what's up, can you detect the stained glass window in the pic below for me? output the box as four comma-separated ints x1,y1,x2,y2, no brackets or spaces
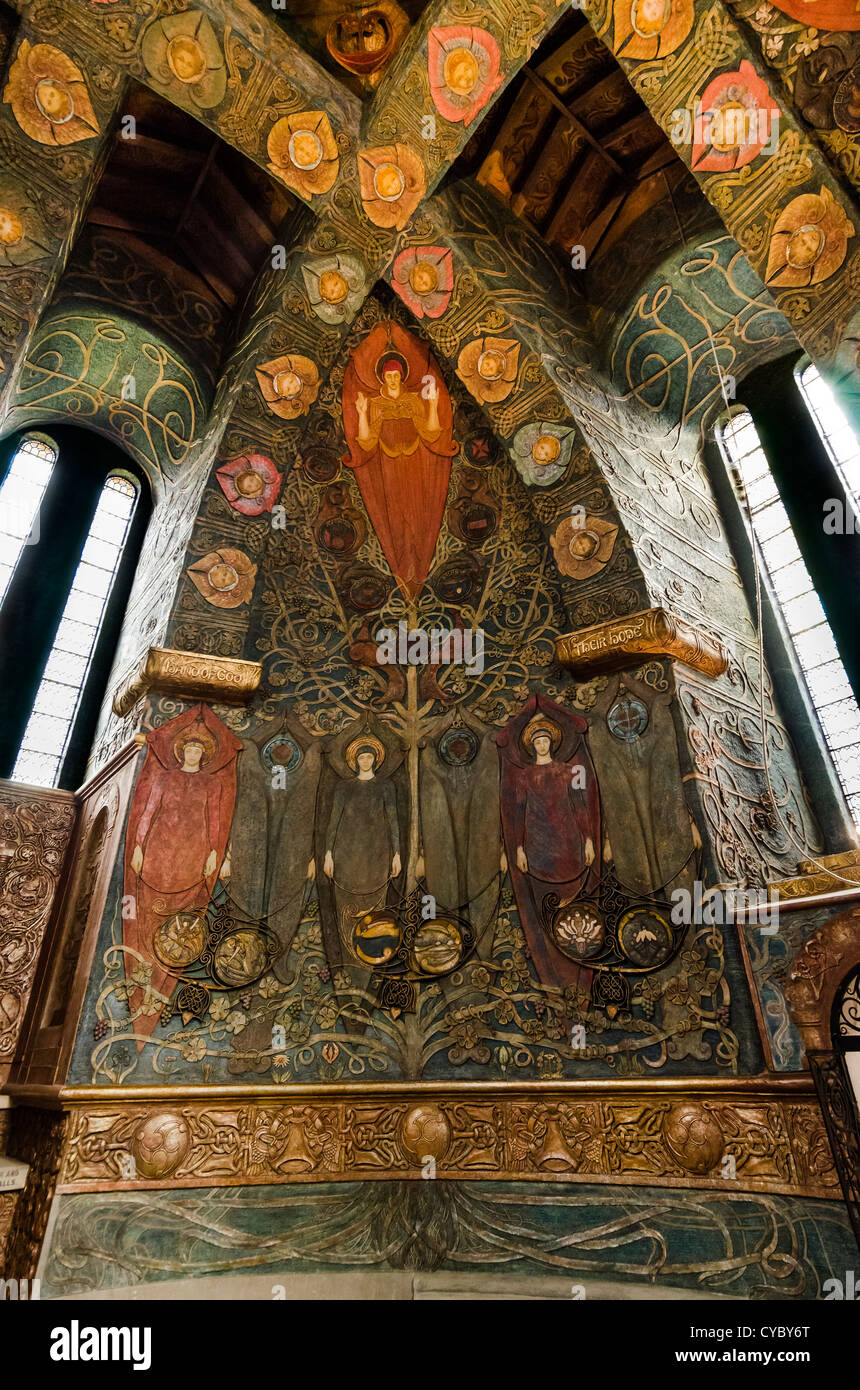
718,408,860,824
12,475,138,788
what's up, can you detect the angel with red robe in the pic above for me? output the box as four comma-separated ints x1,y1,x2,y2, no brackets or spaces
123,704,242,1041
342,321,457,600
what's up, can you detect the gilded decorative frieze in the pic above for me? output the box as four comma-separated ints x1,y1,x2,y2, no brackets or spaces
54,1083,839,1200
555,607,729,678
772,850,860,900
111,647,262,718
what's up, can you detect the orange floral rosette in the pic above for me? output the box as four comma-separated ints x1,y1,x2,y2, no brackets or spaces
612,0,694,61
550,514,619,579
358,142,425,230
267,111,339,199
187,548,257,608
765,186,854,289
255,354,320,419
456,336,520,403
3,40,99,145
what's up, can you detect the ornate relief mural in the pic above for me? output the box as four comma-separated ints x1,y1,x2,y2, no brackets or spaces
0,0,857,1294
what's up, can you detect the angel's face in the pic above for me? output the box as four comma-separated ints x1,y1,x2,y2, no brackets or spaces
383,368,403,397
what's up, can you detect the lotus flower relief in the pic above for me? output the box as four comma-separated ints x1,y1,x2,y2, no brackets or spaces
765,186,854,289
216,454,283,516
692,62,780,172
612,0,694,61
428,25,503,126
358,143,425,230
255,355,320,420
187,548,257,608
3,41,99,145
140,11,227,111
391,246,453,319
267,112,339,199
302,252,366,324
512,422,576,487
456,336,520,403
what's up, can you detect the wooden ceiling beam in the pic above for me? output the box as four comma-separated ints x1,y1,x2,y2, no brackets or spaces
521,67,625,178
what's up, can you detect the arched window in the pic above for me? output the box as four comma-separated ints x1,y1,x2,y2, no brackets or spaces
0,428,150,791
12,474,138,788
0,434,57,606
717,406,860,823
796,359,860,516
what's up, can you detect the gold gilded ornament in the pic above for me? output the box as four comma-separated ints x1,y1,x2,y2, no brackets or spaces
358,143,425,230
550,513,618,579
140,11,227,111
255,354,320,419
765,187,854,289
267,112,339,198
456,336,520,403
3,41,99,145
187,548,257,608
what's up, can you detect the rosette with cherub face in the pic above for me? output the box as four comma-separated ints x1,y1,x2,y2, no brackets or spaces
302,253,367,324
358,143,425,230
456,336,520,403
391,246,453,319
255,354,320,420
765,186,854,289
4,40,100,145
428,25,503,126
267,111,339,199
216,454,282,516
187,547,257,607
512,422,577,487
550,513,619,579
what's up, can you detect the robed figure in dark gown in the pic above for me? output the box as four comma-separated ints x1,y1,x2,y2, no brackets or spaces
497,695,601,994
314,720,407,990
342,320,457,599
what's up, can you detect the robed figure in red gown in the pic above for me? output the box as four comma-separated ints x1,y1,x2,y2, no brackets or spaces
342,321,457,599
498,695,601,995
123,704,242,1040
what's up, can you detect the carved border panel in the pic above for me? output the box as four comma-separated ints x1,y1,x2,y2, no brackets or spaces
55,1086,840,1200
0,785,75,1081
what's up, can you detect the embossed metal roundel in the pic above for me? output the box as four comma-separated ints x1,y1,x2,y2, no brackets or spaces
261,733,303,775
607,695,649,742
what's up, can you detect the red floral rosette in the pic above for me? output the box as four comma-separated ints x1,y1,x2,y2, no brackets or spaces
692,61,781,172
391,245,453,319
216,453,282,516
428,25,503,126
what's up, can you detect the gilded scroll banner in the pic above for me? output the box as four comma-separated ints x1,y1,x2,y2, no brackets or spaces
111,648,262,718
55,1088,838,1199
555,608,729,679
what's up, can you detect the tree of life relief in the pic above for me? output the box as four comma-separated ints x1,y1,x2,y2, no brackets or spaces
78,320,742,1087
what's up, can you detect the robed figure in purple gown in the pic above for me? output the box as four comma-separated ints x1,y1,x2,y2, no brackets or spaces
497,695,601,994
